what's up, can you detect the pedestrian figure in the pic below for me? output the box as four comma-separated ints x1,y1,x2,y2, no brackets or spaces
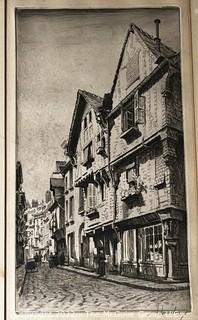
38,251,42,267
53,253,58,267
34,252,39,268
97,248,106,277
48,252,54,268
59,252,65,266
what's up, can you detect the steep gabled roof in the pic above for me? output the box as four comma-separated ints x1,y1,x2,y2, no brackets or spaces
80,90,103,111
67,89,103,156
132,23,176,59
111,22,177,96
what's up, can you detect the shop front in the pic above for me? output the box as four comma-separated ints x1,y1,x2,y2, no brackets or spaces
120,224,164,279
117,210,188,281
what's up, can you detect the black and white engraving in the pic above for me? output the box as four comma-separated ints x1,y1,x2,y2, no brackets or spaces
16,8,191,313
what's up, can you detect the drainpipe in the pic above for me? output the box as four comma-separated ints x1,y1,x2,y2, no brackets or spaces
107,116,121,250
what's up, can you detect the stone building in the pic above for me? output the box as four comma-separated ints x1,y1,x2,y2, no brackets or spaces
25,206,37,259
25,200,55,260
49,161,66,263
16,161,27,266
63,21,188,281
105,21,188,281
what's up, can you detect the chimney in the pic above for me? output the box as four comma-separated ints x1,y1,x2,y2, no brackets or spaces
154,19,161,52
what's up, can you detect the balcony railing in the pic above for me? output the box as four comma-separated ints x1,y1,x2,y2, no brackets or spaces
86,208,99,220
121,186,141,202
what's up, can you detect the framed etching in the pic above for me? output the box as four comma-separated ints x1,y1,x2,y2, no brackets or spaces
4,0,198,320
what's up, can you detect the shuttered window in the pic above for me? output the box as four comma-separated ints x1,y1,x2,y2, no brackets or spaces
79,188,84,212
135,95,146,124
121,93,146,132
87,184,97,208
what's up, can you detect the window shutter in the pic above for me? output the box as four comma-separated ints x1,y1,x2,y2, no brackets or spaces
121,107,125,132
84,146,88,163
136,95,146,124
134,91,139,124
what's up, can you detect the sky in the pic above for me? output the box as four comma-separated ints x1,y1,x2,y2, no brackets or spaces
16,8,180,203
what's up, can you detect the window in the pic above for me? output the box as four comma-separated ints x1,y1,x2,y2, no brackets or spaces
84,117,87,129
135,95,146,125
69,196,74,219
121,93,145,132
83,142,94,166
87,184,97,208
97,133,100,142
65,176,68,190
122,102,134,132
69,167,73,189
123,229,136,261
79,188,84,212
89,111,92,123
101,182,107,201
143,224,163,262
126,159,139,187
126,49,140,88
68,232,75,258
65,200,68,222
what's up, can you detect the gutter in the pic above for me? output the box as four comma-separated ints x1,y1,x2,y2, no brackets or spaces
107,116,120,242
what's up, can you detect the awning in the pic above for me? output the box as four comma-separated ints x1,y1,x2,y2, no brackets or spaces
85,219,114,234
48,201,58,213
50,172,64,190
115,212,160,230
75,169,94,187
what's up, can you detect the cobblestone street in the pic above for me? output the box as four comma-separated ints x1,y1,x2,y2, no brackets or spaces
17,264,191,313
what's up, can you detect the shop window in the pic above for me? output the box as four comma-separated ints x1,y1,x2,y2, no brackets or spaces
123,229,136,261
144,224,163,262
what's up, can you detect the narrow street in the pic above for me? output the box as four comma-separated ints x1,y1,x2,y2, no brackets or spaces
17,263,191,313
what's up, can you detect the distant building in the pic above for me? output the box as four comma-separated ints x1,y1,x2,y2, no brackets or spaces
45,190,52,203
25,207,37,259
16,161,27,266
25,201,55,260
49,161,66,263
